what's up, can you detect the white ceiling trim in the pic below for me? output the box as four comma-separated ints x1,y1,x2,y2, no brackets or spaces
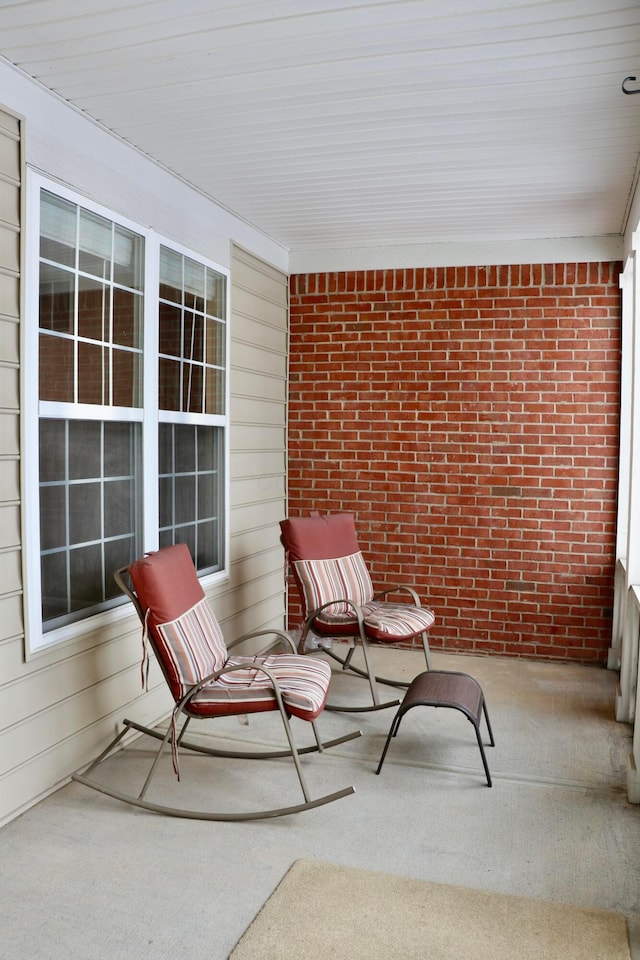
1,0,639,267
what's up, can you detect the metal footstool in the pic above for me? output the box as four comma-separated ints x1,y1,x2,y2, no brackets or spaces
375,670,495,786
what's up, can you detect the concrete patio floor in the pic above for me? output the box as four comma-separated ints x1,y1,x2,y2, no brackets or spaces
1,645,638,959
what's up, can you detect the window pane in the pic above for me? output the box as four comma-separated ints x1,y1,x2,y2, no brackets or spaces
205,318,225,366
159,529,173,549
198,473,214,518
104,420,134,474
183,310,203,362
69,545,103,611
39,419,66,482
184,257,205,311
79,208,112,279
112,348,142,408
176,525,196,558
175,475,196,524
159,357,181,410
104,479,135,537
40,485,66,551
69,420,101,480
205,368,225,415
78,276,108,341
158,423,223,574
175,424,195,471
183,363,203,413
78,341,106,404
40,264,74,333
113,226,144,290
39,192,144,415
40,192,76,267
159,302,181,356
159,476,173,527
104,538,137,599
159,246,226,418
69,482,102,543
39,334,74,402
205,271,226,317
41,552,69,621
197,424,214,470
196,521,216,569
38,416,141,630
159,423,173,473
113,288,142,348
159,246,182,303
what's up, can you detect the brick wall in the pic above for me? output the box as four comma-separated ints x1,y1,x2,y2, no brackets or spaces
287,263,622,663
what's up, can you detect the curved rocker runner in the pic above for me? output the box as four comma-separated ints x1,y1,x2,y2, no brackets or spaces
73,543,360,821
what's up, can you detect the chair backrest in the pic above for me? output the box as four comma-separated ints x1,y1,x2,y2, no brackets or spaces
127,543,227,702
280,513,374,617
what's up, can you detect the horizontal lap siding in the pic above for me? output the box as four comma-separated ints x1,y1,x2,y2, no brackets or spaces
0,108,171,828
0,96,290,825
0,106,31,823
288,264,622,664
226,246,288,642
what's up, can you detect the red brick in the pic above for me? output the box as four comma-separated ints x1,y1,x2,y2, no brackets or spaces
287,260,622,664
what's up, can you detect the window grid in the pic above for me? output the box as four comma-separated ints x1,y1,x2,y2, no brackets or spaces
158,423,223,574
39,190,144,410
29,178,229,645
158,246,226,416
39,419,140,628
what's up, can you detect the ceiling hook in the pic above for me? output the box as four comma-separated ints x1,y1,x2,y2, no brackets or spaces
622,75,640,94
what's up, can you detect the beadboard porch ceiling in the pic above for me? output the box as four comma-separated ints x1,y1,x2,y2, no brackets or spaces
2,0,640,258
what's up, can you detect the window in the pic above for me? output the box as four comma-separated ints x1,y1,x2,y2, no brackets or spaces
24,177,229,653
157,248,226,570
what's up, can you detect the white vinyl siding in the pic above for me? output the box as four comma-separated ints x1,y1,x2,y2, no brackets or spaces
0,106,22,664
226,246,288,640
0,83,289,825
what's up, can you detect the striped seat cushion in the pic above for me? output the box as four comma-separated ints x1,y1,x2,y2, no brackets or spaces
313,599,435,643
156,599,330,720
186,654,331,721
293,552,374,616
361,601,436,641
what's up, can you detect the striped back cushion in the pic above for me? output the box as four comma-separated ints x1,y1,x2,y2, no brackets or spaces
128,543,227,702
293,551,374,616
156,597,228,701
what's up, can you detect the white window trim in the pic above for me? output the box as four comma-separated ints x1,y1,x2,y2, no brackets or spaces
22,172,231,657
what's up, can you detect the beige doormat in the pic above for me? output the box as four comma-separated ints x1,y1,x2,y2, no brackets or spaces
229,859,630,960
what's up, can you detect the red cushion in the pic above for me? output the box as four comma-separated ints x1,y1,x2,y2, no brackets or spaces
129,543,204,629
280,513,361,561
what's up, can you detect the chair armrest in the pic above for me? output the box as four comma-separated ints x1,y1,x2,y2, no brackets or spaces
373,584,421,605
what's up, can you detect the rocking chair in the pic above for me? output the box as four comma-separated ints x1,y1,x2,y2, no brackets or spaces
73,543,361,820
280,513,436,712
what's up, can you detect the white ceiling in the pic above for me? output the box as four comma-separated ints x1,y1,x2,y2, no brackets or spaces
2,0,640,257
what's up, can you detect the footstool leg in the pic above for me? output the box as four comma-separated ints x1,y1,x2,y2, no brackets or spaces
483,700,496,747
375,710,403,775
474,724,493,787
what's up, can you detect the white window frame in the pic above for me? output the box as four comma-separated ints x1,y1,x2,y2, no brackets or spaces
22,172,230,656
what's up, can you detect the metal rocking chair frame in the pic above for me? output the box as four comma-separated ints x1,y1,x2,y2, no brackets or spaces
73,555,361,821
301,588,432,713
281,513,435,713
